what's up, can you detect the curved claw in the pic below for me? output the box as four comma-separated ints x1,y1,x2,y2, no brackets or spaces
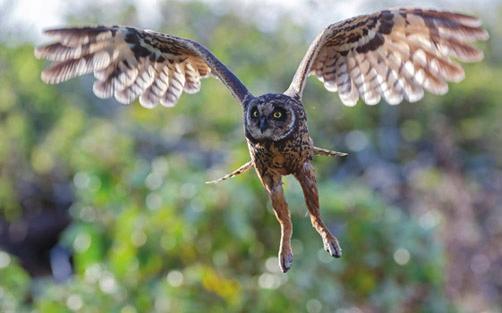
323,236,342,258
279,250,294,273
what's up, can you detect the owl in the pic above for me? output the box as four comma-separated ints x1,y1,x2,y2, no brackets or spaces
35,8,488,272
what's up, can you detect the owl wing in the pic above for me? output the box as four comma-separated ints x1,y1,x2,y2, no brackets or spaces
35,26,250,108
285,8,489,106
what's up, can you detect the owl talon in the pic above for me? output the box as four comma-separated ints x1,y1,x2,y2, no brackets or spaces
279,250,294,273
323,236,342,258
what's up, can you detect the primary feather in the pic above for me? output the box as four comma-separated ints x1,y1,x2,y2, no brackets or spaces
286,8,489,106
35,26,250,107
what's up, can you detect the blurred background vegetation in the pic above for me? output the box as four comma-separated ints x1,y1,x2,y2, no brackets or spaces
0,0,501,312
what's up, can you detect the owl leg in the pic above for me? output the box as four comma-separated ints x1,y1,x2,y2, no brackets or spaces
262,174,294,273
295,161,342,258
313,146,348,157
205,160,253,184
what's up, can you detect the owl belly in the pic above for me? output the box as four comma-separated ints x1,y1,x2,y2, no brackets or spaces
247,133,313,176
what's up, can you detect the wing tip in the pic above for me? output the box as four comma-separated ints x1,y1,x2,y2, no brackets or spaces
341,98,358,107
34,46,44,60
40,70,57,84
139,94,159,109
479,29,490,41
42,27,73,37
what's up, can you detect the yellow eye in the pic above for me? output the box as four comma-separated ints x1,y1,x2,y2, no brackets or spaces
273,111,282,119
252,110,259,118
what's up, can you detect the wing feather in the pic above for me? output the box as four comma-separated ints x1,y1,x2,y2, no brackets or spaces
285,8,488,106
36,26,250,107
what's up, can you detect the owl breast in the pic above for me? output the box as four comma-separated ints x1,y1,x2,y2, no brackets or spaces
247,121,313,176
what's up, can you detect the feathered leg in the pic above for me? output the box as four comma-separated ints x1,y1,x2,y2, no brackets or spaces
205,160,253,184
260,174,294,273
295,161,342,258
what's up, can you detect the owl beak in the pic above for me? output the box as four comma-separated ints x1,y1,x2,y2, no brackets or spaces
259,117,268,133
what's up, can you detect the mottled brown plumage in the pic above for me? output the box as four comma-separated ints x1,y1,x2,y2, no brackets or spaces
242,94,342,271
35,8,488,272
246,95,310,175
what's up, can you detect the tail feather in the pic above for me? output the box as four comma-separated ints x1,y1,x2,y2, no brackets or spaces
206,160,254,184
313,146,348,157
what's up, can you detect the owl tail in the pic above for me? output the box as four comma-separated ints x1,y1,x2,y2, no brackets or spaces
313,146,348,157
205,160,254,184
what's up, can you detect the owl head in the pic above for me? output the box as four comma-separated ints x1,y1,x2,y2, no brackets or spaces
244,94,301,142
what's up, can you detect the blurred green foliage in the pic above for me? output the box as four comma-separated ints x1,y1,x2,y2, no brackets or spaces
1,1,501,312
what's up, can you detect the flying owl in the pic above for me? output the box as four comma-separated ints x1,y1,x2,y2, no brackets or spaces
35,8,488,272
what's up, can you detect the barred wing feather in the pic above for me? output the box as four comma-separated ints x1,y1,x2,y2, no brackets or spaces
286,8,489,106
35,26,250,108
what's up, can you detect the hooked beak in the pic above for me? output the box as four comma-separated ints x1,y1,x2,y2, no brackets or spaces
259,117,268,133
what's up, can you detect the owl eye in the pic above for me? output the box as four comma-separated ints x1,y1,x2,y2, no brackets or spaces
273,111,282,119
252,109,259,118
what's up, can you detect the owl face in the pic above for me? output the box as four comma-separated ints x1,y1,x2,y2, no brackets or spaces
244,94,299,142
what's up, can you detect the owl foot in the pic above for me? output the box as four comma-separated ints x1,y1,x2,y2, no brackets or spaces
279,249,294,273
323,235,342,258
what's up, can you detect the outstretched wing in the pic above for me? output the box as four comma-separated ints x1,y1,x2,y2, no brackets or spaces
35,26,250,108
285,8,488,106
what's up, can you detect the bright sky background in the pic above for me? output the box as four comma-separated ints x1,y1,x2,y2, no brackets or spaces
1,0,500,44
